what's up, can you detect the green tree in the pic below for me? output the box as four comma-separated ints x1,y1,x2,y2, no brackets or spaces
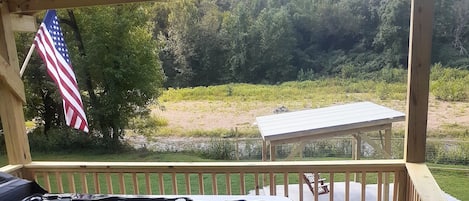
71,4,164,146
433,0,469,68
221,2,251,82
160,0,199,87
251,6,296,83
373,0,410,68
191,0,229,85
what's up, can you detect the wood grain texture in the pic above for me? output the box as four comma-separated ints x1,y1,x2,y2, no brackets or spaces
0,85,31,164
0,5,25,102
404,0,435,163
10,14,36,32
406,163,446,201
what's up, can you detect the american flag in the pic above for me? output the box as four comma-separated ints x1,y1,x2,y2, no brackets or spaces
34,10,89,133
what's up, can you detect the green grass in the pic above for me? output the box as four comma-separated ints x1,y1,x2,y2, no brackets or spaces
427,163,469,201
155,127,260,138
158,79,406,104
31,151,214,162
429,167,469,201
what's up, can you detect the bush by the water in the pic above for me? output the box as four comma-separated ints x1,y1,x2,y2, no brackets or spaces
27,127,133,153
200,138,235,160
426,141,469,165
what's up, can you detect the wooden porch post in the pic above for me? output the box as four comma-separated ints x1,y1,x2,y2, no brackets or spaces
404,0,435,163
0,5,32,165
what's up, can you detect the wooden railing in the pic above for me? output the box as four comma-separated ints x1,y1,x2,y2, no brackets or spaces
405,163,447,201
21,160,409,201
0,164,24,177
0,161,449,201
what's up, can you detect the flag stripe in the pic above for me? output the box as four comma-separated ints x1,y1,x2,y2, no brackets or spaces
35,31,87,120
34,10,89,132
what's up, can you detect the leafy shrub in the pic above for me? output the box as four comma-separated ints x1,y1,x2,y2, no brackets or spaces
427,141,469,165
375,82,407,100
200,138,235,160
297,69,317,81
302,139,352,158
430,64,469,101
128,115,167,137
431,63,469,81
376,68,407,83
431,79,467,101
28,127,132,153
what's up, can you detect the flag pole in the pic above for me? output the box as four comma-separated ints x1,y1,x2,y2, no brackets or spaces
19,43,36,77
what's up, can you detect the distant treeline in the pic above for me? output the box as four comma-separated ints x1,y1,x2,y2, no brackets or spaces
155,0,469,87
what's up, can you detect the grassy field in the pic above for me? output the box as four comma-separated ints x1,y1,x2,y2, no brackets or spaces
153,77,469,139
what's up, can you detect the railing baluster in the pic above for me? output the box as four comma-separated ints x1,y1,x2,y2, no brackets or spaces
198,173,204,195
158,173,165,195
145,173,152,195
172,173,178,195
384,171,390,201
44,172,51,192
55,172,63,193
239,172,245,195
361,171,366,201
298,172,303,201
211,173,218,195
398,171,406,201
329,173,334,201
67,173,75,193
93,173,100,194
314,172,319,201
81,173,88,193
185,173,191,195
119,173,125,194
33,172,38,182
346,171,351,201
106,173,113,194
225,173,231,195
132,173,139,194
269,172,275,195
377,172,383,201
254,173,259,195
410,176,415,201
393,171,398,201
283,172,288,198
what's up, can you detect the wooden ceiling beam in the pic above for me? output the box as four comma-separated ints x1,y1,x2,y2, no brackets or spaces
0,4,25,102
10,14,36,32
9,0,165,13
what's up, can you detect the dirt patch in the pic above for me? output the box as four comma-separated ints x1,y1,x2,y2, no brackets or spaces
154,97,469,135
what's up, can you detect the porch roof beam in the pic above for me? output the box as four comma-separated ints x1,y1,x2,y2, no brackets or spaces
8,0,166,14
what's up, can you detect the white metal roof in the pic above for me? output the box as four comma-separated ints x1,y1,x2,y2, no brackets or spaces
256,102,405,142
